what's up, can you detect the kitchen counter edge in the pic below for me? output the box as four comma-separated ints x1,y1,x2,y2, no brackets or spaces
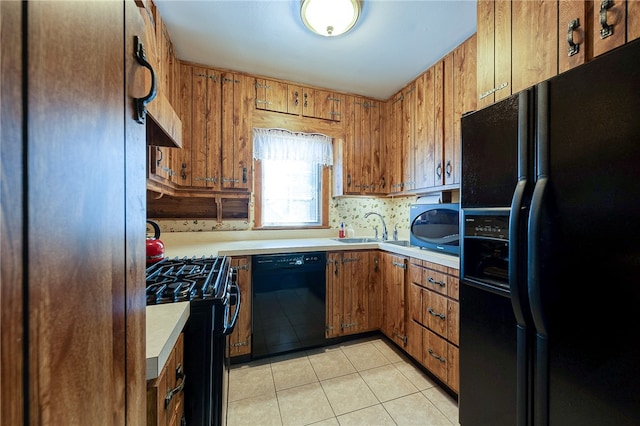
146,301,190,381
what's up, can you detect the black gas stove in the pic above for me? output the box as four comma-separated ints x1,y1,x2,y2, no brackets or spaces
145,255,239,426
145,256,231,305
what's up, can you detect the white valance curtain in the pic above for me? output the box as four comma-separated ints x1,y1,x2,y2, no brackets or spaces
252,128,333,166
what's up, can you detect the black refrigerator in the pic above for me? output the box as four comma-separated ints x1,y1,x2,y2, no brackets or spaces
459,39,640,426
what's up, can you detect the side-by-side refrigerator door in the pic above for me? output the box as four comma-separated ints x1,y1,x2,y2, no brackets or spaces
459,92,531,426
528,39,640,426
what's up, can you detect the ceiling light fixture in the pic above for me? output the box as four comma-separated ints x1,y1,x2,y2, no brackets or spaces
300,0,361,37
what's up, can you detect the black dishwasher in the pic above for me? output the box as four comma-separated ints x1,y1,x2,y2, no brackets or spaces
252,252,326,358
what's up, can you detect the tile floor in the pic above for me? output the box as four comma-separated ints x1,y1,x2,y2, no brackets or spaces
228,336,459,426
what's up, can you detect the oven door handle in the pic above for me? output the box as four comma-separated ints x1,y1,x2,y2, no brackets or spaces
223,284,241,336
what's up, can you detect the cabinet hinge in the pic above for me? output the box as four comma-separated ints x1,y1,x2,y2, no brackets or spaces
223,77,240,84
327,97,341,102
255,83,271,89
235,264,250,271
231,340,249,347
255,99,273,105
479,82,508,100
342,257,360,264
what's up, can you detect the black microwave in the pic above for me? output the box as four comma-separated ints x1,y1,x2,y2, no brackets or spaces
409,203,460,255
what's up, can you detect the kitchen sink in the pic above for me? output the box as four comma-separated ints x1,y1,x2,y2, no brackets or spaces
332,237,381,243
383,240,411,247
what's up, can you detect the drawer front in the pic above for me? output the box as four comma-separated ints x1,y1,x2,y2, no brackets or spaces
423,329,448,382
423,268,449,296
422,289,448,338
448,343,459,393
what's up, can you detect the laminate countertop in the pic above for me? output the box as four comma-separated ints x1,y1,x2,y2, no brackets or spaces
146,301,190,380
159,234,460,269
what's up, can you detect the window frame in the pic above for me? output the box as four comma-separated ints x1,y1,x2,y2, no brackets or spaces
253,159,330,229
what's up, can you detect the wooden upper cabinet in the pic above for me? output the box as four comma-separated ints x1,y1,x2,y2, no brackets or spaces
593,0,627,57
511,0,558,94
255,78,289,114
413,67,437,190
477,0,511,108
402,84,417,192
450,34,477,187
629,0,640,41
303,88,342,121
441,53,455,186
221,72,253,191
559,0,589,73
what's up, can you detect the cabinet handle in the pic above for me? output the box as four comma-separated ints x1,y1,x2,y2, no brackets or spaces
242,167,247,183
427,276,446,287
599,0,613,39
428,307,446,320
165,364,186,409
133,36,157,124
347,174,351,187
374,257,379,272
445,160,452,178
392,261,406,269
380,176,386,189
393,331,408,344
181,163,187,180
567,19,580,56
428,348,446,363
155,147,163,167
436,163,442,178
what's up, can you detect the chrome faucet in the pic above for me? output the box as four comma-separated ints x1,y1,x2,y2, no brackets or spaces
364,212,388,241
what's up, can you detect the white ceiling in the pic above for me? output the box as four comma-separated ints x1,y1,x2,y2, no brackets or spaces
154,0,477,100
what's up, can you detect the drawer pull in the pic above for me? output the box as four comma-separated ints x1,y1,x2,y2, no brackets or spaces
427,276,446,287
428,348,446,363
428,307,446,320
165,364,186,409
599,0,613,39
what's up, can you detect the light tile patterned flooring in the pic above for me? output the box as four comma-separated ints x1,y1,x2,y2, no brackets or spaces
228,336,459,425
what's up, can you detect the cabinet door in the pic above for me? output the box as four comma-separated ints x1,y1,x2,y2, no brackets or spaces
342,251,373,334
406,280,424,360
448,343,460,393
325,252,342,338
414,67,437,190
477,0,496,107
255,78,288,113
592,0,626,57
433,60,446,186
629,0,640,41
368,100,384,194
442,53,455,186
382,253,407,347
229,257,252,357
494,0,512,102
402,84,417,192
191,66,221,189
559,0,588,73
344,96,363,193
451,35,477,186
511,0,558,94
221,72,252,190
302,88,316,117
287,84,302,115
385,95,404,193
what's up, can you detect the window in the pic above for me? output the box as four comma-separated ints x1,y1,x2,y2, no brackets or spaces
253,129,332,228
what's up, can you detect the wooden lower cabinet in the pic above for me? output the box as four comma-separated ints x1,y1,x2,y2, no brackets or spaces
407,258,460,393
326,251,381,338
147,334,185,426
381,253,408,348
229,256,252,357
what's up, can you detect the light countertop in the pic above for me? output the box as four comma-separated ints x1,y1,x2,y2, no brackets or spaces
160,233,460,269
146,301,190,380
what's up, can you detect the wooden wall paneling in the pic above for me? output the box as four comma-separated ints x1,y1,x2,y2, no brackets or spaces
1,2,25,424
125,1,148,423
28,1,126,422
